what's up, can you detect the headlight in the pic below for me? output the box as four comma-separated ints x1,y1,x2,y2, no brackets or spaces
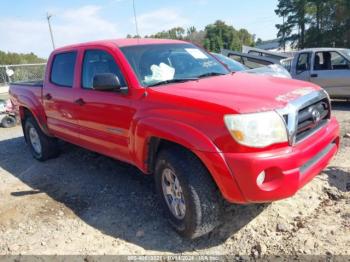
224,111,288,148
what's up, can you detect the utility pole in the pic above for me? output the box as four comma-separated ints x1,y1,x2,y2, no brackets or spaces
132,0,140,38
46,13,56,50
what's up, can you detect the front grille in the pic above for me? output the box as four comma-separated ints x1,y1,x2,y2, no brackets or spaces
295,98,330,142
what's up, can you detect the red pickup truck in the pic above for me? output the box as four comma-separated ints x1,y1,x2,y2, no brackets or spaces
10,39,339,239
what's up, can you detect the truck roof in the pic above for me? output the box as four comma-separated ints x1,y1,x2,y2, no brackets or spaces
54,38,188,52
297,47,349,53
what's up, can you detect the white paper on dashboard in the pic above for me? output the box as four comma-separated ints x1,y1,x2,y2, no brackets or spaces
185,48,208,59
144,63,175,83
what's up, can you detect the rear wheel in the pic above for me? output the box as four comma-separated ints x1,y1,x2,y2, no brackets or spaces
1,115,16,128
154,146,223,239
24,117,59,161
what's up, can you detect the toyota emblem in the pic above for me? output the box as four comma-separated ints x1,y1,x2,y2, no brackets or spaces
311,108,321,124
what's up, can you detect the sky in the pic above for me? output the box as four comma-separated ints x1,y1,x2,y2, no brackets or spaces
0,0,281,58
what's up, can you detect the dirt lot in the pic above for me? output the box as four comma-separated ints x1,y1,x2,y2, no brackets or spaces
0,101,349,257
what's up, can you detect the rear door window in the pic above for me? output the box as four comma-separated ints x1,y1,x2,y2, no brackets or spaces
50,52,77,87
314,51,350,70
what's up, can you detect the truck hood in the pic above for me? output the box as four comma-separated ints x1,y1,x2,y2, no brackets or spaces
152,73,319,113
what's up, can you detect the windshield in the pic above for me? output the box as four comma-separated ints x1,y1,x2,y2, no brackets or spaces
212,53,247,72
281,58,293,72
120,44,229,87
341,49,350,58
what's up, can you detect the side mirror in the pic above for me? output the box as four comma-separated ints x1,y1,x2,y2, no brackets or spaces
93,73,121,91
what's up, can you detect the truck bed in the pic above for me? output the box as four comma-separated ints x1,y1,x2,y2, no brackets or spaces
10,80,43,88
9,81,43,109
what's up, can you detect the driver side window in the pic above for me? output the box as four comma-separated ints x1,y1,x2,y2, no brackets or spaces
82,49,126,89
296,53,310,72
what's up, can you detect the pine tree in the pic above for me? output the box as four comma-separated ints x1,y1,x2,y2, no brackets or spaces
276,0,350,49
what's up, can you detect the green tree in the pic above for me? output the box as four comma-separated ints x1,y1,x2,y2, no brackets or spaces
187,26,197,37
275,0,293,49
185,26,206,46
203,20,254,52
256,38,263,45
0,51,45,65
275,0,309,49
168,27,186,39
126,20,255,51
276,0,350,49
238,29,255,47
148,27,186,40
334,0,350,47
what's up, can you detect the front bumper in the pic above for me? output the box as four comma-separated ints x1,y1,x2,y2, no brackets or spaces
197,117,339,203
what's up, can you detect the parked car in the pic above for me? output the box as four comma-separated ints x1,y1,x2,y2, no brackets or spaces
241,45,291,62
211,53,248,71
222,49,277,68
212,53,291,78
282,48,350,98
10,39,339,239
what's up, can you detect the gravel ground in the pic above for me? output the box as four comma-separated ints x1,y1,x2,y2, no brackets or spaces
0,101,349,257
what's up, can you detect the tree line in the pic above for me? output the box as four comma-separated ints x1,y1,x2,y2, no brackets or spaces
0,51,46,65
127,20,256,52
276,0,350,49
1,20,254,66
3,1,350,66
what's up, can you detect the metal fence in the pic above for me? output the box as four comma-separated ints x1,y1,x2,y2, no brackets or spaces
0,63,46,86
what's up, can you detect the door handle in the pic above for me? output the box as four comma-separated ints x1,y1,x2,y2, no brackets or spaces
74,98,85,106
311,73,318,78
44,93,52,100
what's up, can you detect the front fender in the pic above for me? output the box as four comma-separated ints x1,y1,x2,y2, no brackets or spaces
132,117,220,171
132,117,245,203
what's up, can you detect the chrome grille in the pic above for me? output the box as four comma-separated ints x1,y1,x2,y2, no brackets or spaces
277,90,330,145
295,98,330,142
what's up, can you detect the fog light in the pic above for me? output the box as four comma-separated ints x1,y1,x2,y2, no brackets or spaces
256,171,266,186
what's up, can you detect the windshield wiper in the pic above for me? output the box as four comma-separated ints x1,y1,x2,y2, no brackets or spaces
197,72,227,78
147,78,198,87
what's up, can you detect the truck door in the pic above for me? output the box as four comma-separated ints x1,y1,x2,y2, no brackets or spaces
43,51,81,143
310,51,350,97
293,52,311,82
74,48,135,162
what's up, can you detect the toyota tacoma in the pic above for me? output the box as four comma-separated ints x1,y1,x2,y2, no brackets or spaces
9,39,340,239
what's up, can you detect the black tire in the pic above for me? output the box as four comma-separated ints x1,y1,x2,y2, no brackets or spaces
24,117,59,161
154,146,223,239
1,115,16,128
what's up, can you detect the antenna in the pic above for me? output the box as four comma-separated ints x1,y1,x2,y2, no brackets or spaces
132,0,140,38
46,12,56,50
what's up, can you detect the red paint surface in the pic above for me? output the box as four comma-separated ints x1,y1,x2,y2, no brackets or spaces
9,39,340,203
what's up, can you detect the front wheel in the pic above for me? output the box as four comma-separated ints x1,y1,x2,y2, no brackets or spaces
154,147,223,239
24,117,59,161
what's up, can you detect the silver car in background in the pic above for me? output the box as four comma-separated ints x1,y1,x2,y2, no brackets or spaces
283,48,350,98
212,53,292,79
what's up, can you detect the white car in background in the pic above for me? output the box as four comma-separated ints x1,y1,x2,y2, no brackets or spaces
282,48,350,98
